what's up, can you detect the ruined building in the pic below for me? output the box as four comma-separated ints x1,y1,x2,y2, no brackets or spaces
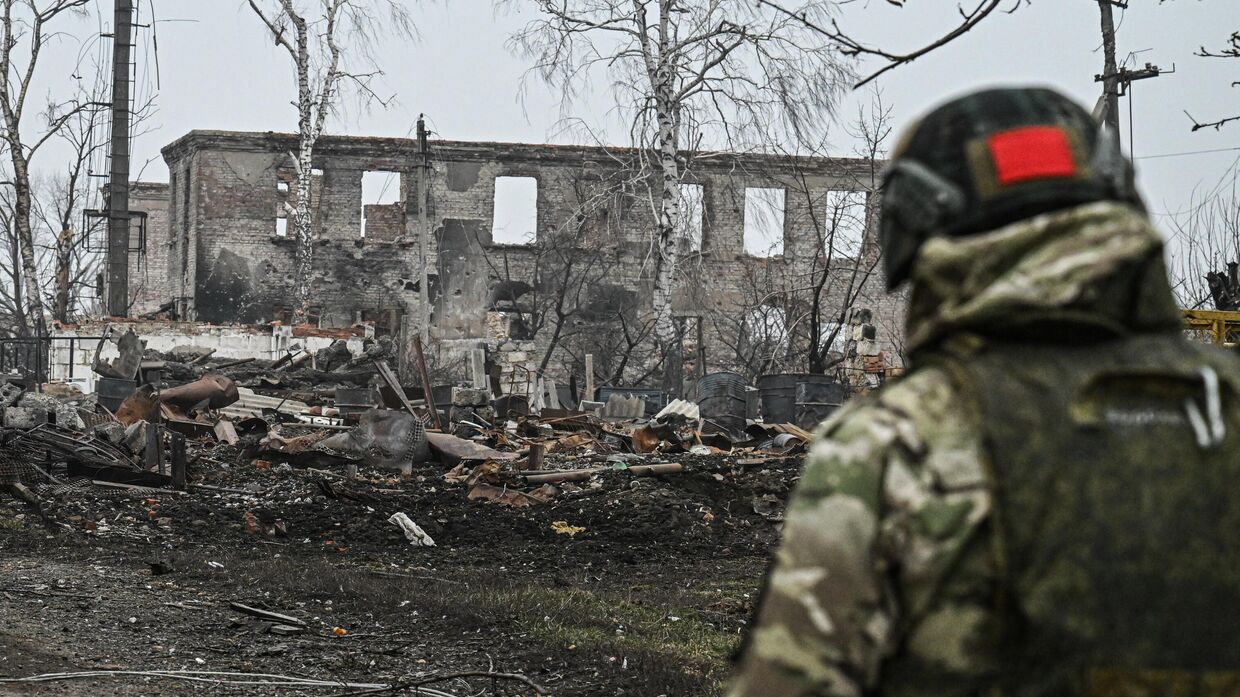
120,130,904,390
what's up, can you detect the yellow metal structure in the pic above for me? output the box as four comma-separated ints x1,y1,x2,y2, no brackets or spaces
1182,309,1240,345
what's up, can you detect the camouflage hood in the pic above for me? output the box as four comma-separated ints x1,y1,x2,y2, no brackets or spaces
905,201,1184,354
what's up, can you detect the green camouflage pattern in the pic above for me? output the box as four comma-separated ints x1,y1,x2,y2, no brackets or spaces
728,202,1191,697
960,331,1240,696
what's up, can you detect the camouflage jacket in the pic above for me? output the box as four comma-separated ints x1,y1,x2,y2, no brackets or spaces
728,202,1185,697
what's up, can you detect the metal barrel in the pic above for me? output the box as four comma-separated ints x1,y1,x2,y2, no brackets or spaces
695,371,748,436
795,376,847,430
757,373,805,424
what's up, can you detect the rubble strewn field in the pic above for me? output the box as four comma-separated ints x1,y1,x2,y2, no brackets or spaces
1,335,808,697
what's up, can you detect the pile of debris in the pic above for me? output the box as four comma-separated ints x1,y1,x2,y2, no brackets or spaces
2,326,838,528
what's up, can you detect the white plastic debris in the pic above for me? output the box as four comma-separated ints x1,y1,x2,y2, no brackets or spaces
387,512,436,547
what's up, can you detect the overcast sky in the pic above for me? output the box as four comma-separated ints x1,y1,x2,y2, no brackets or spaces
32,1,1240,228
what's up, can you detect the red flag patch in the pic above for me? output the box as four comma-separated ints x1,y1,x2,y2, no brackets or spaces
987,126,1078,186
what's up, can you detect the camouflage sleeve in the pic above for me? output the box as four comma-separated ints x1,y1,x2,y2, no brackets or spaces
728,367,994,697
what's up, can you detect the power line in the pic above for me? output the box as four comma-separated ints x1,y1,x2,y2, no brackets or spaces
1136,146,1240,161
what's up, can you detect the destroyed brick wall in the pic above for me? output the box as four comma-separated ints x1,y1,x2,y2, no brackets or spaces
156,131,906,387
127,182,172,315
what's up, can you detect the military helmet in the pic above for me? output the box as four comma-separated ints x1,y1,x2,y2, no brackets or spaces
878,86,1142,289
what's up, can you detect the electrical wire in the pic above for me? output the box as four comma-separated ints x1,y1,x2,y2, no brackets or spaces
1136,146,1240,161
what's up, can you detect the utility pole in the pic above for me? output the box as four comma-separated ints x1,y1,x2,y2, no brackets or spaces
415,116,431,344
106,0,134,317
1096,0,1122,148
1094,1,1164,156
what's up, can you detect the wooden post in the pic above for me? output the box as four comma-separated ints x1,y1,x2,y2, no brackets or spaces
412,336,442,431
584,354,595,403
528,442,546,471
170,433,187,490
145,421,164,475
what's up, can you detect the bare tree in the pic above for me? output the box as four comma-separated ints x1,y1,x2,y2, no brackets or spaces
800,90,890,373
1166,166,1240,309
754,0,1028,88
704,90,890,379
0,185,25,336
30,102,108,323
248,0,415,324
0,0,95,336
479,173,628,378
1185,29,1240,132
510,0,853,394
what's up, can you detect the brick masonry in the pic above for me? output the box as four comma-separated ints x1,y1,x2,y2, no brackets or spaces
127,181,171,315
150,130,907,387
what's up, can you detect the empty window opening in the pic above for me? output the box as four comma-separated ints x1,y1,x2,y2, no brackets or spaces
492,176,538,245
678,183,704,251
744,188,786,257
127,212,147,252
361,170,403,238
274,177,292,237
823,190,867,258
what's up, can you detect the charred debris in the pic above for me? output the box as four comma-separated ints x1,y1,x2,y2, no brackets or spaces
0,324,872,534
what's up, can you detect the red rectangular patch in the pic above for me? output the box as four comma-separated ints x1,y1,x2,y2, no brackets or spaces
987,126,1078,186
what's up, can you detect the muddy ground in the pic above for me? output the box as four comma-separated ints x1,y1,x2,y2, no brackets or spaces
0,449,798,696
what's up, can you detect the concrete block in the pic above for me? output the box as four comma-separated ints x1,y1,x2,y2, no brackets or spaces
124,421,149,455
54,405,86,431
451,387,491,406
2,407,44,429
94,422,126,444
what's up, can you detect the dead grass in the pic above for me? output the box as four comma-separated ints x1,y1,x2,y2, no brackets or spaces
189,552,750,695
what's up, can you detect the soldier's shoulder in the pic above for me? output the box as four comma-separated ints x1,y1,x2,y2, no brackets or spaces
801,366,987,502
813,365,966,445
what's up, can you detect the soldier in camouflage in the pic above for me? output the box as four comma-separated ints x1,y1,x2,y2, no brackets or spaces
729,87,1240,697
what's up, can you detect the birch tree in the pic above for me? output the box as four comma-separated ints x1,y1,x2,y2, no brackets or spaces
32,102,107,322
248,0,414,324
511,0,852,392
0,0,93,336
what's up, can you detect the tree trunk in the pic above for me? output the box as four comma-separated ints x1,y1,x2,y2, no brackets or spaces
651,92,683,395
54,226,72,322
291,14,316,326
10,152,45,336
6,223,28,336
292,137,315,325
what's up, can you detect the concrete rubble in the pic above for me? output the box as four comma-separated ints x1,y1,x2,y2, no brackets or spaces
1,324,862,514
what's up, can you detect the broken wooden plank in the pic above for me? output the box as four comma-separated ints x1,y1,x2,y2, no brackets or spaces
170,433,188,491
410,338,443,431
373,358,422,422
228,602,307,627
